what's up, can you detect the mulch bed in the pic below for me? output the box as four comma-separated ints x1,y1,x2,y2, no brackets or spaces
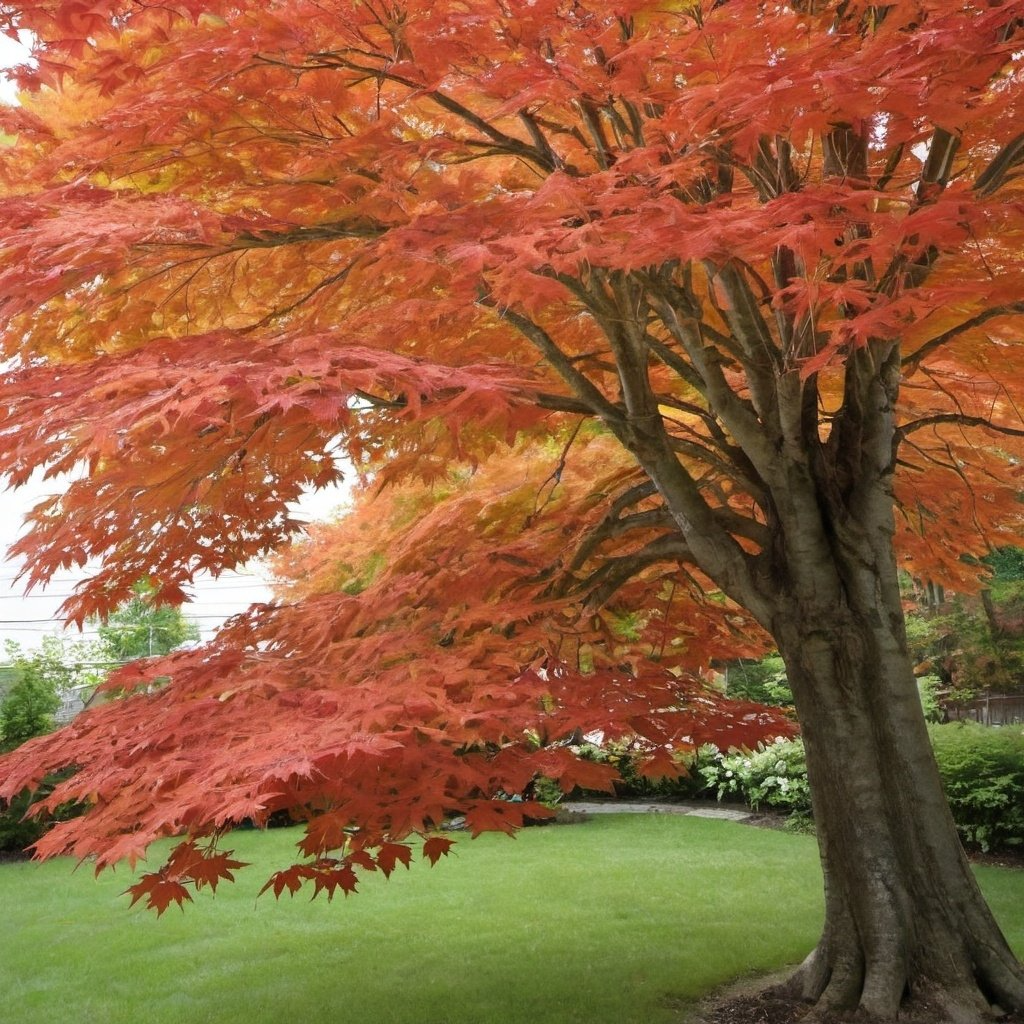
690,977,1024,1024
693,988,814,1024
698,992,1024,1024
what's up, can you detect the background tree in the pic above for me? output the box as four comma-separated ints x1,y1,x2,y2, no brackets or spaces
96,581,200,662
0,645,62,753
1,0,1024,1019
0,637,105,748
0,638,99,852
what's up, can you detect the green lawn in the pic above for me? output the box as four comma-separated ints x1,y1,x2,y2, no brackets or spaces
2,815,1022,1024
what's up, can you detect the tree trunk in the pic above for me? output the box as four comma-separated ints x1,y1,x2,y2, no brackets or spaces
770,587,1024,1021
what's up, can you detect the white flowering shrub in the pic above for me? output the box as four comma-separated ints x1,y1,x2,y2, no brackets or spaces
699,738,811,814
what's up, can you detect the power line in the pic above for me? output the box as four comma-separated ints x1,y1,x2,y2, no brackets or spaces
0,611,253,625
0,575,271,588
0,586,273,600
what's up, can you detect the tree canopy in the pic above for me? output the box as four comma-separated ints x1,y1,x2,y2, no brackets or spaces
1,0,1024,1017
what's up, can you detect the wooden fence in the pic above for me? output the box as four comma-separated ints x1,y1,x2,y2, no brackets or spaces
944,693,1024,726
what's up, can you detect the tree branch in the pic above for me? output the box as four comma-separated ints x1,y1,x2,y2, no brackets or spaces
902,303,1024,374
271,52,557,173
975,131,1024,197
477,293,623,423
896,413,1024,442
578,535,693,609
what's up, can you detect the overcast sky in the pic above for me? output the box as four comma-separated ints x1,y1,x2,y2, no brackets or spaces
0,31,29,104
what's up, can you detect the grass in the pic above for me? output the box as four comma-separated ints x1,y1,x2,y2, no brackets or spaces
1,814,1022,1024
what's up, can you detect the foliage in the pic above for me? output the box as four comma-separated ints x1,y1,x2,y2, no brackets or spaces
699,739,812,816
983,547,1024,586
911,597,1024,700
723,657,793,709
700,728,1024,853
0,14,1022,1012
96,581,200,662
0,771,81,855
1,636,109,750
0,787,43,852
0,637,105,745
916,674,945,724
572,739,713,801
902,547,1024,701
928,722,1024,853
0,658,61,753
0,639,100,851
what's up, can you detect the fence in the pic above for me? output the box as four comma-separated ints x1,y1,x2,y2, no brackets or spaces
944,693,1024,726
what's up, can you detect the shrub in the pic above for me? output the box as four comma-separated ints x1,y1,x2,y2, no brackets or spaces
574,740,713,800
699,739,811,815
697,725,1024,852
928,721,1024,852
0,770,82,856
724,656,794,708
916,674,945,724
0,789,47,854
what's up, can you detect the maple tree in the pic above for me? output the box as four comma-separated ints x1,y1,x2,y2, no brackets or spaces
1,0,1024,1017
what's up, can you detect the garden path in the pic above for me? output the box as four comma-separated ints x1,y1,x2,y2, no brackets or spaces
564,800,752,821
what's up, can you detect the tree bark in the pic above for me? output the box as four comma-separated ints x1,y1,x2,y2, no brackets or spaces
769,551,1024,1021
616,362,1024,1019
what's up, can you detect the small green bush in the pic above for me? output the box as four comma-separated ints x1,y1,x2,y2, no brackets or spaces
928,721,1024,852
0,789,46,854
724,656,794,708
0,770,83,856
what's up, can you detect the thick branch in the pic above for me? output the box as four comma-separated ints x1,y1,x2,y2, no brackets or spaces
228,218,387,248
975,131,1024,197
478,294,624,422
643,283,778,481
578,534,692,609
534,392,603,416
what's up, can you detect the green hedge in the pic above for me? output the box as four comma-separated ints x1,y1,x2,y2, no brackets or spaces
595,723,1024,853
928,721,1024,852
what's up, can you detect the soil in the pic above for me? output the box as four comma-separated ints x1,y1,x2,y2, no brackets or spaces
685,971,1024,1024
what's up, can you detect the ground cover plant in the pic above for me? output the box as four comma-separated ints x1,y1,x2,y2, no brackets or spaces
4,1,1024,1018
1,815,1020,1024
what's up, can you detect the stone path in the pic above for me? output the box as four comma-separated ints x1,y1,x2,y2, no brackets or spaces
563,800,752,821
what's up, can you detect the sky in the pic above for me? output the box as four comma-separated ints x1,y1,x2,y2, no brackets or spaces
0,31,29,104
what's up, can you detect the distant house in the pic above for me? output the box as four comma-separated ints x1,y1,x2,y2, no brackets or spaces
55,683,95,725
